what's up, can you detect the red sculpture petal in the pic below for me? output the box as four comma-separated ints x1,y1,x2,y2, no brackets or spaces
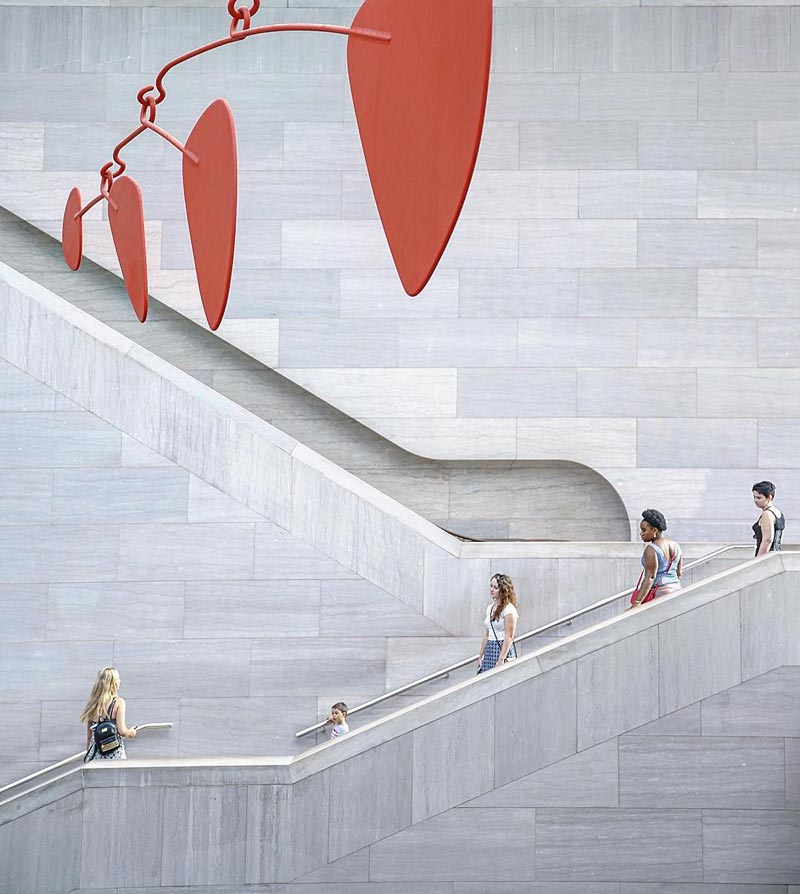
62,187,83,271
108,175,149,323
183,98,238,331
347,0,492,296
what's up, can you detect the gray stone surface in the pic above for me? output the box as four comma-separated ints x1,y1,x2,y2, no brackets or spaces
703,810,800,883
701,666,800,737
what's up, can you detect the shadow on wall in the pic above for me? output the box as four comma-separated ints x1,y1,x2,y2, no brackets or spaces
0,206,629,542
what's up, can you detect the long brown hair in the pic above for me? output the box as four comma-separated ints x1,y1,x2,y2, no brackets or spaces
491,573,518,622
79,667,120,724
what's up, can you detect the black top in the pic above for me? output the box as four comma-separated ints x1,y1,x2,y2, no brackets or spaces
753,507,785,556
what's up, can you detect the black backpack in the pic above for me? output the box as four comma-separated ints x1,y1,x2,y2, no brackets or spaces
85,698,122,761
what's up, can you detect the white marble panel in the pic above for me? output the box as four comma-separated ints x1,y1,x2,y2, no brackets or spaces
741,572,800,680
639,220,757,268
759,419,800,468
731,8,791,72
283,121,364,170
579,268,697,317
577,628,660,750
520,121,637,169
638,318,756,367
459,269,577,318
759,220,800,266
700,171,800,218
637,418,758,468
698,268,800,317
672,7,730,72
282,220,393,269
0,280,29,370
340,269,458,320
0,583,47,641
0,469,52,525
368,808,536,882
493,7,554,73
486,74,579,122
639,122,757,169
580,74,698,120
279,319,398,368
282,368,457,418
422,548,490,637
518,418,636,467
577,368,696,417
0,123,43,171
758,318,800,366
0,7,81,73
758,122,800,169
0,525,119,584
787,737,800,809
81,7,142,73
702,810,800,883
0,73,106,121
702,667,800,737
187,475,264,523
460,170,578,219
226,73,345,122
554,8,612,72
632,703,702,736
0,641,112,700
385,636,477,692
321,580,444,638
519,220,637,268
239,170,343,220
699,73,800,120
698,368,800,416
519,318,636,367
580,171,697,219
328,735,412,860
370,417,517,460
398,319,517,368
613,7,672,72
438,220,520,270
254,522,357,581
223,269,340,319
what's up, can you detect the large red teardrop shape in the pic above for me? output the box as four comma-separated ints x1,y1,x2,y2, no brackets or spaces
108,175,149,323
62,186,83,271
182,98,238,331
347,0,492,296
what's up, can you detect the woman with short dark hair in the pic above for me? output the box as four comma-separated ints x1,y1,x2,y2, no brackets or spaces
628,509,682,609
752,481,785,556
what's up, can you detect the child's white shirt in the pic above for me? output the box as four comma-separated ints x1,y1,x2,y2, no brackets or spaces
330,721,349,739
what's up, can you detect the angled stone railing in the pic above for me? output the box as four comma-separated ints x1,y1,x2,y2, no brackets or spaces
2,551,797,890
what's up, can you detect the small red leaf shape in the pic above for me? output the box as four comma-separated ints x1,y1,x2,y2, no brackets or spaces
62,187,83,271
348,0,492,296
108,175,149,323
183,98,238,331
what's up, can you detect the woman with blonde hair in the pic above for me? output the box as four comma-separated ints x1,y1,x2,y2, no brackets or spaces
476,573,519,674
79,667,136,761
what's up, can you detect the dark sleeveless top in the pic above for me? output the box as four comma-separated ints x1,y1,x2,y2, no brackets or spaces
753,507,785,556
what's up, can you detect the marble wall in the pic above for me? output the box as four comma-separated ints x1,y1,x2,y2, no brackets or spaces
2,549,797,892
1,1,799,537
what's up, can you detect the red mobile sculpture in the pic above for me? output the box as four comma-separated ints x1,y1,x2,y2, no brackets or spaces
62,0,493,329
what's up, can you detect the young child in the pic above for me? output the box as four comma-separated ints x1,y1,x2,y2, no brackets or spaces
326,702,349,740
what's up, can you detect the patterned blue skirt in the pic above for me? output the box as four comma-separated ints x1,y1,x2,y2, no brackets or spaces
479,639,517,673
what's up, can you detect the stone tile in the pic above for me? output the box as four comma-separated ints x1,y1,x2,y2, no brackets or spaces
398,319,517,368
0,794,82,894
554,8,612,72
700,171,800,219
487,74,579,122
580,171,697,219
476,122,522,170
579,269,697,318
117,523,255,581
250,638,386,696
439,220,520,269
471,739,618,808
493,7,554,73
495,662,577,786
577,629,659,750
81,7,142,73
0,359,55,410
703,810,800,883
279,320,399,368
229,72,345,121
731,8,791,72
283,121,364,170
580,74,698,120
293,848,369,884
114,640,251,698
659,595,741,716
0,525,119,583
638,220,757,268
702,667,800,738
700,74,800,120
672,8,730,72
520,221,637,268
639,318,756,367
412,701,495,822
536,808,702,881
0,583,47,642
637,418,758,468
0,469,52,525
80,787,164,888
341,269,458,320
161,218,282,271
759,122,800,169
0,703,40,762
47,582,185,641
184,580,319,639
577,368,696,417
239,171,343,221
620,736,785,808
0,7,81,73
178,696,316,757
368,808,536,882
759,419,800,468
518,419,636,468
254,523,357,581
640,122,756,169
0,123,44,170
520,122,637,169
372,417,516,461
385,636,478,692
0,411,121,468
698,269,800,317
759,318,800,365
51,467,189,524
320,580,444,638
0,641,112,700
613,8,672,72
759,220,800,266
787,738,800,809
281,220,394,269
219,269,340,319
160,785,247,886
187,476,264,523
0,73,106,121
630,703,702,736
519,319,636,367
698,369,800,416
462,170,578,219
460,269,577,318
328,735,412,860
